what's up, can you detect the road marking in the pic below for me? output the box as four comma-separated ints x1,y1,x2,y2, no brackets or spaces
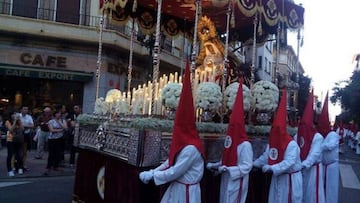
0,181,31,188
340,163,360,190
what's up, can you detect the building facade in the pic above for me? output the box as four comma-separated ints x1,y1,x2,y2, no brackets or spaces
0,0,189,114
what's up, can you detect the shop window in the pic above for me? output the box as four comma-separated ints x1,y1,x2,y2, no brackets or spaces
12,0,38,18
56,0,80,24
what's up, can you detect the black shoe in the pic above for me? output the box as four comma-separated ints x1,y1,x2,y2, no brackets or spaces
35,156,42,159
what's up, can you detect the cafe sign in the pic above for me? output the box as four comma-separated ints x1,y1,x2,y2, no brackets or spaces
0,63,93,82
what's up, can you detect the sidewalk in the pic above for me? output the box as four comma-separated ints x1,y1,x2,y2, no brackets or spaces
0,146,75,179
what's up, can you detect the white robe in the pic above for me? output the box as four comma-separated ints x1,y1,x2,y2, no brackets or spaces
153,145,204,203
321,131,339,203
253,141,303,203
219,141,253,203
294,133,325,203
355,131,360,155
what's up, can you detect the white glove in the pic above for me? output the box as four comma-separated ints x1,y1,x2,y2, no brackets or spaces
218,165,228,173
262,165,272,173
139,170,154,184
206,162,220,170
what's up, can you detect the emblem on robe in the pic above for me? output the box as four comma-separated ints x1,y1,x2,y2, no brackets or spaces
269,148,278,161
224,135,232,149
299,136,305,148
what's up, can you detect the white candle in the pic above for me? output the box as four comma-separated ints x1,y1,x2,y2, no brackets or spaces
169,73,174,83
164,75,168,85
174,72,178,83
148,97,151,115
179,76,182,84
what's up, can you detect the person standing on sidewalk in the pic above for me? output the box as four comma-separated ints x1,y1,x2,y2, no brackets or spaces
44,107,67,175
5,112,24,177
19,106,34,171
35,107,52,159
67,104,82,168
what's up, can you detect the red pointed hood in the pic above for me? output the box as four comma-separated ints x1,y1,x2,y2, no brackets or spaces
168,60,204,166
317,92,331,137
268,89,293,165
297,90,317,160
221,78,249,166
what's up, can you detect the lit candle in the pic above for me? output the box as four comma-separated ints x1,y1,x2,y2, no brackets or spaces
148,97,152,115
169,73,174,83
155,82,159,104
179,76,182,84
212,66,216,82
164,75,168,85
174,72,178,83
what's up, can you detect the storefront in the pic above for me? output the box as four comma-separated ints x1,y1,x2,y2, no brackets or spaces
0,44,96,115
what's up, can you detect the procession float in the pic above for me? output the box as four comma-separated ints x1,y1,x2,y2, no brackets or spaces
72,1,304,203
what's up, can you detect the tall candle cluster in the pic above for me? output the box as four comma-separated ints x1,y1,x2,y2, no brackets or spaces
102,68,220,116
128,72,182,115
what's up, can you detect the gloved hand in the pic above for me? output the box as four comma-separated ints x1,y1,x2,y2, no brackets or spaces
262,165,272,173
218,165,228,173
139,170,154,184
206,162,220,170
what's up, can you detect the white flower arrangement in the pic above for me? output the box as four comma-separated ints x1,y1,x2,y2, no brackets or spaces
113,99,130,114
251,80,279,112
195,82,222,111
94,97,109,115
105,89,121,103
224,82,251,111
161,82,182,109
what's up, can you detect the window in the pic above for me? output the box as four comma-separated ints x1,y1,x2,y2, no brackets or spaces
265,57,268,72
13,0,38,18
56,0,80,24
258,56,262,70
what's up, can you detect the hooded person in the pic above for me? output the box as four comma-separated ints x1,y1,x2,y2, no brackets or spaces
352,123,360,155
253,89,303,203
317,92,339,203
139,61,204,203
335,121,347,154
206,78,253,203
294,90,325,203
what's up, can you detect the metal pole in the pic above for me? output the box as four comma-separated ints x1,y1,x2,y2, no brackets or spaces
151,0,162,115
220,0,232,123
191,0,201,74
275,23,280,86
95,10,105,100
127,19,135,93
251,13,258,85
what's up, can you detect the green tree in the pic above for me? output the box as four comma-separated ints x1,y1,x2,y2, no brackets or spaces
297,74,311,118
331,70,360,123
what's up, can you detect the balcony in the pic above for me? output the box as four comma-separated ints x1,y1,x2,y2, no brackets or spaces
0,3,181,69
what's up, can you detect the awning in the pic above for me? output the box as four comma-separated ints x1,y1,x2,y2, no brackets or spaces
100,0,304,42
0,63,93,82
